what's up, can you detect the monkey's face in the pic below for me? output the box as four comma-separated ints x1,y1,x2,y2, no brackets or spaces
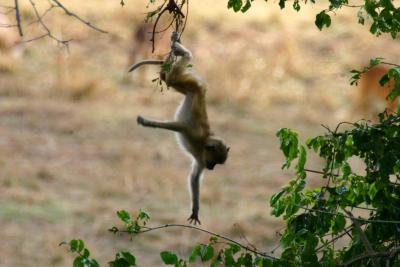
204,137,230,170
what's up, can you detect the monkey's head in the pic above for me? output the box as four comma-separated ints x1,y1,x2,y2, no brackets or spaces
203,137,230,170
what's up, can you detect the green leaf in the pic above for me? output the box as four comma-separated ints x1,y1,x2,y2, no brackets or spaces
293,0,300,11
315,11,331,30
276,128,299,169
368,182,378,200
189,244,201,263
224,248,235,266
77,240,84,253
73,256,84,267
331,213,346,233
227,0,242,12
160,251,178,265
119,252,136,266
229,244,241,254
369,58,382,66
70,240,79,252
295,145,307,176
90,259,100,267
117,210,131,224
82,248,90,258
279,0,286,9
241,0,252,13
200,244,214,261
110,258,131,267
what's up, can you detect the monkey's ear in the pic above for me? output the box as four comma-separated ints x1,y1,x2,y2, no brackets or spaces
227,147,230,152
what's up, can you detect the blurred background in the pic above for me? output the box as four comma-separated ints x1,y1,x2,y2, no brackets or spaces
1,0,400,266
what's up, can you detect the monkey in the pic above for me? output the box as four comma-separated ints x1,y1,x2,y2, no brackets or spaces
128,34,229,225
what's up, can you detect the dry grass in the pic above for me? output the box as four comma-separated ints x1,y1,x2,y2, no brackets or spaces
0,1,400,266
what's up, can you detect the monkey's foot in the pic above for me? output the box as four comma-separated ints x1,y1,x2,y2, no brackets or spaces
187,213,201,225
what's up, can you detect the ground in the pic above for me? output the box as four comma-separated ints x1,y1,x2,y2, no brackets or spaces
0,1,399,266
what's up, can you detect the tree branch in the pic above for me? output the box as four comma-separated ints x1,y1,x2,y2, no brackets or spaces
341,246,400,267
27,0,71,48
14,0,23,36
114,223,281,262
50,0,107,34
343,209,380,267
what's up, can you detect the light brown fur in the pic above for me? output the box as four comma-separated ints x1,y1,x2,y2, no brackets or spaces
129,39,229,224
355,65,399,119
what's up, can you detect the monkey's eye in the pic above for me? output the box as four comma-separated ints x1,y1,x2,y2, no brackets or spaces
205,144,214,151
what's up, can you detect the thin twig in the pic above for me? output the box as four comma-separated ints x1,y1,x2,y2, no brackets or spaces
50,0,107,33
27,0,71,48
298,206,400,224
27,4,55,26
343,209,380,267
381,61,400,68
304,168,338,177
0,23,17,28
117,223,281,261
14,0,23,36
341,246,400,267
316,225,353,252
233,223,258,252
23,33,48,43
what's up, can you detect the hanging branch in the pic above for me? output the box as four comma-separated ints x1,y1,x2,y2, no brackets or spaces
148,0,188,52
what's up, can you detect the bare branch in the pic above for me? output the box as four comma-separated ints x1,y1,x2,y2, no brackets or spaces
50,0,107,34
341,246,400,267
14,0,23,36
298,206,400,224
316,225,353,252
27,0,71,48
343,209,380,267
27,4,56,26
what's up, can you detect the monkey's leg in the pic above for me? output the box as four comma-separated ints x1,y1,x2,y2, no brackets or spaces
137,116,186,133
187,163,203,225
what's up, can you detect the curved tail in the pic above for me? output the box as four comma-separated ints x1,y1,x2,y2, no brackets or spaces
128,60,164,73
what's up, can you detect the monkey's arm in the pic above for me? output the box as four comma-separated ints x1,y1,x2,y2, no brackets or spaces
128,60,164,73
137,116,187,133
187,163,203,225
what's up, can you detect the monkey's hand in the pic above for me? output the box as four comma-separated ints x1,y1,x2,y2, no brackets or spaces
187,213,201,225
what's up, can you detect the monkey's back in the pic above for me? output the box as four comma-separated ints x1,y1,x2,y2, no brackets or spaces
174,91,210,160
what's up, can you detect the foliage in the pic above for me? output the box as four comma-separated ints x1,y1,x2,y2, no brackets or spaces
350,58,400,103
227,0,400,38
272,113,400,266
60,239,100,267
64,211,282,266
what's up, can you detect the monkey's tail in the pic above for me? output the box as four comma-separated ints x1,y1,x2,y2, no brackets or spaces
128,60,164,73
